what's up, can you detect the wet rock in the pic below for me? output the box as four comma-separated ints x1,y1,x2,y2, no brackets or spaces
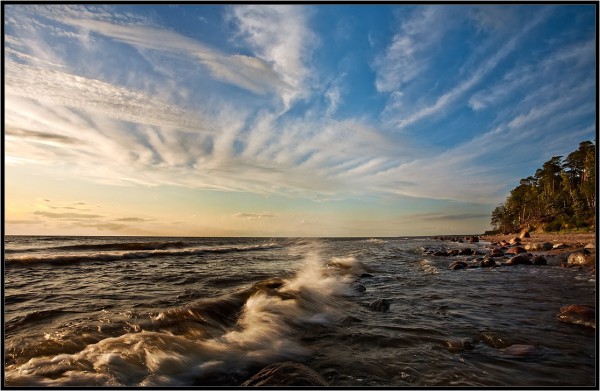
489,249,505,258
469,236,479,243
458,248,474,256
360,273,374,278
505,246,526,255
567,251,595,267
525,242,553,251
509,237,521,245
553,243,568,249
502,344,536,357
433,251,447,256
480,258,496,268
519,230,531,239
557,304,595,328
532,256,547,265
369,298,390,312
446,337,475,352
480,332,512,349
352,281,366,293
241,362,328,386
449,261,468,270
448,249,460,256
506,254,532,266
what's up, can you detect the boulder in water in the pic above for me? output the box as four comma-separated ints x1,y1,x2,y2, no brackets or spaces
480,332,512,349
449,261,468,270
505,246,526,255
369,298,390,312
446,337,475,352
567,251,594,267
557,304,595,328
458,248,474,256
509,237,521,245
352,281,366,293
480,258,496,268
502,344,536,357
241,362,328,386
506,254,532,266
532,256,547,265
525,242,553,251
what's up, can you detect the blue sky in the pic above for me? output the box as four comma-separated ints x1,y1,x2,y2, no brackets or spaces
4,4,596,236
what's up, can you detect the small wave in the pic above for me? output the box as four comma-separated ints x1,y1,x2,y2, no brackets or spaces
6,309,72,332
5,243,282,267
6,240,189,254
365,238,387,244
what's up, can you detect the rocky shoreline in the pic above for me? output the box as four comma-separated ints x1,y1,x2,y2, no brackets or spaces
426,231,596,331
480,232,596,249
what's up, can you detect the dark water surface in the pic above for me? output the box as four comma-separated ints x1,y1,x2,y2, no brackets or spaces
4,236,596,386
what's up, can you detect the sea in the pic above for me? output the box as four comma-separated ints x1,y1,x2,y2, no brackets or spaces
3,236,596,387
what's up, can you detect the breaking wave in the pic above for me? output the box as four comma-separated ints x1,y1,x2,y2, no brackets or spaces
4,247,369,386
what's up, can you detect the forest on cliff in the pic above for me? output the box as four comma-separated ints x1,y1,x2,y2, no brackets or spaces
490,140,596,234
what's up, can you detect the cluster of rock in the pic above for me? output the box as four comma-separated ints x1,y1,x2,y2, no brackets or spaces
434,235,479,243
424,235,596,270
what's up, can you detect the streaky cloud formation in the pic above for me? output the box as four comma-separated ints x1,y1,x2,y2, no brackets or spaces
4,4,596,236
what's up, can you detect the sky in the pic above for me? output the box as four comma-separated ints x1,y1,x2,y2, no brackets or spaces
4,4,597,237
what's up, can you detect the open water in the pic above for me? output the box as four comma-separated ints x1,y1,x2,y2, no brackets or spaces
3,236,596,386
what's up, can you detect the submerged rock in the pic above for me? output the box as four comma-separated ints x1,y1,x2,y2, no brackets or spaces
506,254,532,266
449,261,468,270
557,304,595,328
532,256,547,265
369,298,391,312
241,362,328,386
501,344,536,357
505,246,526,255
480,258,496,268
458,248,474,256
352,281,367,293
480,332,512,349
446,337,475,352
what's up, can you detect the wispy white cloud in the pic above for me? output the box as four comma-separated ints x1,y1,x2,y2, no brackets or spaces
469,38,595,111
373,6,453,93
383,8,550,130
233,212,274,220
229,5,316,107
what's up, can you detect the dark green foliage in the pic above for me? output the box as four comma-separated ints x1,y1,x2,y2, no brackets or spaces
491,141,596,233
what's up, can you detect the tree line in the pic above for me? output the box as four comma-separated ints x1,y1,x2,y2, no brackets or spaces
491,140,596,233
